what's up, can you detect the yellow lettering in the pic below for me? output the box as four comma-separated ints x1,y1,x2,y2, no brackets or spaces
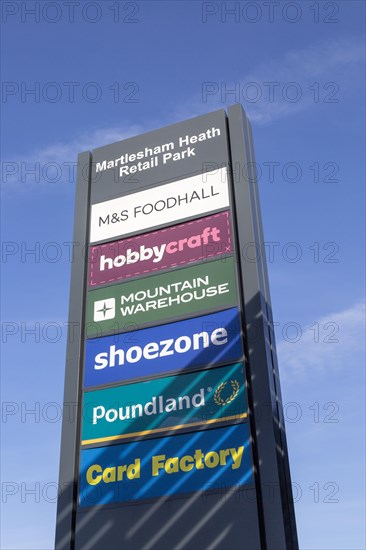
127,459,141,480
117,465,127,481
193,449,204,469
86,464,102,486
102,467,116,483
230,446,244,469
152,455,166,477
219,449,230,465
180,455,194,472
204,451,219,468
165,457,179,474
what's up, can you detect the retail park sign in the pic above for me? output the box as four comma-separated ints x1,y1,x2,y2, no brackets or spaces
56,106,298,550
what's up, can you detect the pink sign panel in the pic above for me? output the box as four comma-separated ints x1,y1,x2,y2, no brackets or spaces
88,210,232,287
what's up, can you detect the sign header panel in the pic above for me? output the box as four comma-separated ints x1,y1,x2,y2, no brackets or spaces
88,210,232,288
90,109,229,203
82,363,247,445
86,256,238,338
90,167,229,244
84,307,242,388
79,423,253,506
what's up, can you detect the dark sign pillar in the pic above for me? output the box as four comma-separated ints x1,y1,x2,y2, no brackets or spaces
227,104,298,549
55,152,91,550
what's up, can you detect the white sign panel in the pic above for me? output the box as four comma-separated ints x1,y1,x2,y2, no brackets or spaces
90,167,229,243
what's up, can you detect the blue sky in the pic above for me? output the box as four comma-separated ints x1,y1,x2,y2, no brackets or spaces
1,1,365,548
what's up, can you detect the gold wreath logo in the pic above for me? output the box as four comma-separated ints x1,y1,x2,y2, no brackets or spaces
214,379,240,406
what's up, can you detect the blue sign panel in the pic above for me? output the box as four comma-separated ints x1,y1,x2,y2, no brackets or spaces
84,307,242,388
79,423,253,506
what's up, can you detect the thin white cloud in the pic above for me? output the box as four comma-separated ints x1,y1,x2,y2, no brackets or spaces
180,35,365,125
2,34,364,194
29,125,143,165
246,36,364,124
277,301,365,379
1,125,144,193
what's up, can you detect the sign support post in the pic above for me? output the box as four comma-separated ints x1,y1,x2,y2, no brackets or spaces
55,152,91,550
227,104,298,549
